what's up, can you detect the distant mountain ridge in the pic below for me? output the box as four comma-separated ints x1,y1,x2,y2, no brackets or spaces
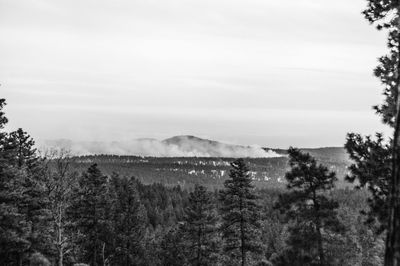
42,135,281,158
163,135,220,146
44,136,350,188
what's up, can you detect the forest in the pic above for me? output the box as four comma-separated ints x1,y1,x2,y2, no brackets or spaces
0,98,388,265
65,153,349,190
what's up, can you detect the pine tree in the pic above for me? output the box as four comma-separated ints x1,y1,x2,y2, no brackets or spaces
6,128,39,170
345,0,396,235
5,128,52,261
346,1,400,264
159,226,188,266
274,148,344,266
0,99,30,265
345,133,391,233
183,184,218,266
68,164,111,266
219,158,261,266
109,175,147,266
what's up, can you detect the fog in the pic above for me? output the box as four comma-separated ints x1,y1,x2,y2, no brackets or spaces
41,136,282,158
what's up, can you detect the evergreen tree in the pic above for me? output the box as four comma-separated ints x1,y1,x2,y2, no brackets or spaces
6,128,39,169
159,226,188,266
183,184,218,266
219,158,261,266
68,164,111,266
346,1,400,264
274,148,344,266
345,133,391,233
6,128,52,261
109,175,147,266
0,99,30,265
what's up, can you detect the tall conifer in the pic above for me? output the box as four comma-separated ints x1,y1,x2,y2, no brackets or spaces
219,158,261,266
68,164,110,266
183,184,218,266
275,148,344,266
0,99,30,265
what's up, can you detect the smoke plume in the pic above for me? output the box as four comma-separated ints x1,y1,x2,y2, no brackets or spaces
41,135,281,158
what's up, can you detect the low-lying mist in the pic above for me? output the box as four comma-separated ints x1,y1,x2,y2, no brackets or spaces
41,136,282,158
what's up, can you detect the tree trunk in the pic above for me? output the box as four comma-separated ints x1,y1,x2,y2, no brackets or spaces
18,253,23,266
197,224,201,266
102,242,105,266
384,8,400,266
312,189,325,266
240,198,245,266
58,251,63,266
93,239,98,266
126,241,129,266
316,220,325,266
58,205,63,266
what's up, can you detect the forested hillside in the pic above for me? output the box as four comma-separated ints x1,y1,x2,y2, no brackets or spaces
66,150,350,189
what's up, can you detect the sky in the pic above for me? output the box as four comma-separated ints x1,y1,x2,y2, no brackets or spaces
0,0,393,148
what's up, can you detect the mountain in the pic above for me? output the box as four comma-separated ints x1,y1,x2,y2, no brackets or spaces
41,135,281,158
43,136,351,188
161,135,280,157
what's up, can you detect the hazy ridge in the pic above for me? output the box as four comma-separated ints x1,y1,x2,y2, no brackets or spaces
42,135,282,158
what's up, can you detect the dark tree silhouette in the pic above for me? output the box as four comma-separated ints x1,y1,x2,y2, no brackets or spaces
0,99,30,265
348,1,400,265
68,164,110,266
109,175,147,266
275,148,344,266
6,128,52,260
219,158,261,266
183,184,218,266
345,133,391,233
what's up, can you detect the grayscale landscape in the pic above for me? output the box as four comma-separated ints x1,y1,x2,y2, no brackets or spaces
1,0,399,265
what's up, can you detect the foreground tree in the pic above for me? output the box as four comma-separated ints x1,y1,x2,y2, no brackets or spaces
345,133,391,233
347,1,400,264
68,164,111,266
183,184,218,266
109,175,147,266
275,148,344,266
0,99,30,265
219,158,261,266
6,128,53,260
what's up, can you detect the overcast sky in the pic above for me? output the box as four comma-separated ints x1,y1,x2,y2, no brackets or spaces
0,0,392,148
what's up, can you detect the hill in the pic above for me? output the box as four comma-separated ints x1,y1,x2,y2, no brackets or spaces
42,135,281,158
43,136,350,189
